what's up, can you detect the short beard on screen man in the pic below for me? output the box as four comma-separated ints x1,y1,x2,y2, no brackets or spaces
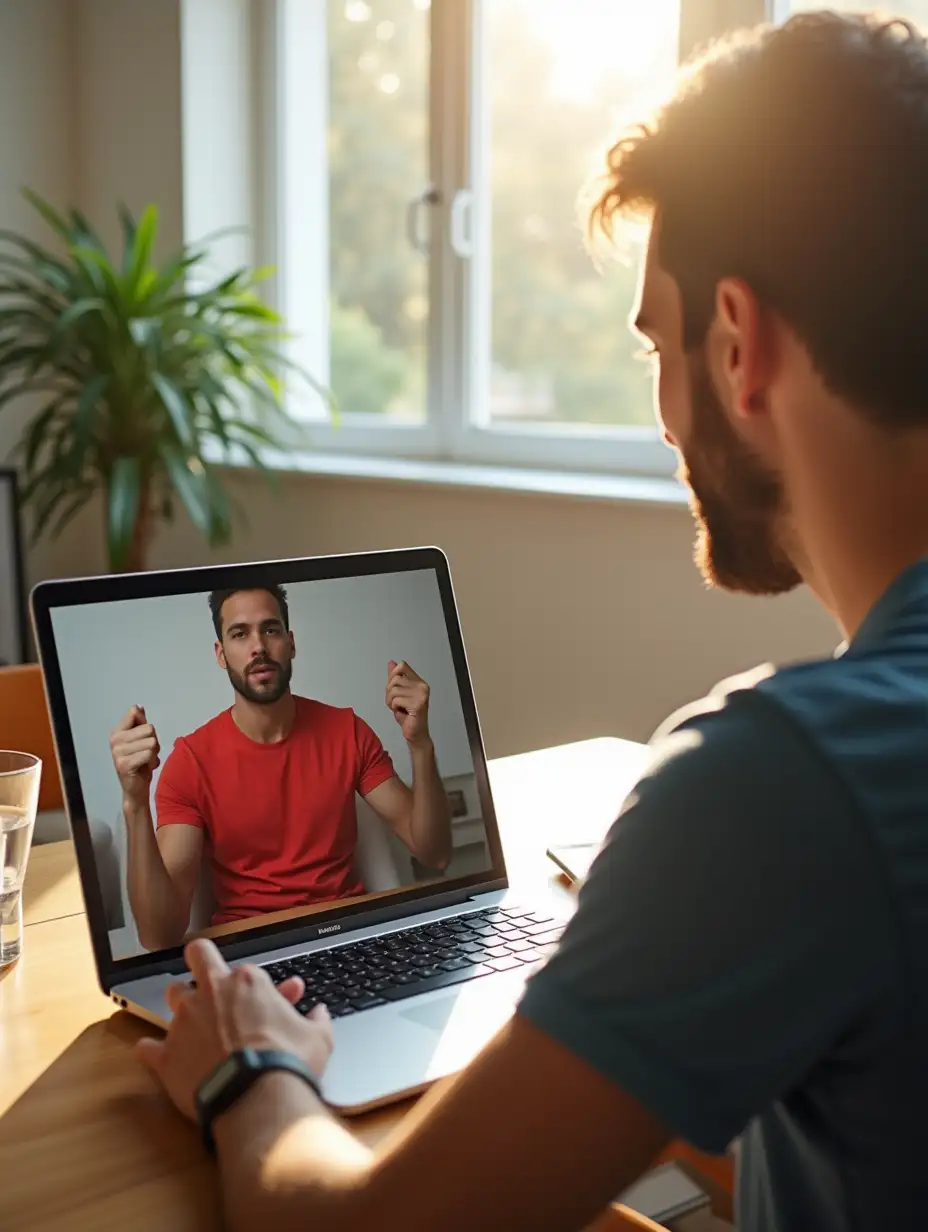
679,345,803,597
225,654,293,705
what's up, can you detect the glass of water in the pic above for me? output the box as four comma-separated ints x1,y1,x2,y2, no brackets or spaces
0,751,42,966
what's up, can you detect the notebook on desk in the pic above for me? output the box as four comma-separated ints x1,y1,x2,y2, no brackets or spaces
31,546,574,1114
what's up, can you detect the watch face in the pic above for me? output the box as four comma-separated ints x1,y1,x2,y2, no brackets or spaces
199,1055,239,1104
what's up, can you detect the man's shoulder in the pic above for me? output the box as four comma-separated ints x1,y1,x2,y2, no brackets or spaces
173,709,233,757
293,696,361,740
655,646,915,743
652,662,778,743
653,647,928,822
646,658,848,810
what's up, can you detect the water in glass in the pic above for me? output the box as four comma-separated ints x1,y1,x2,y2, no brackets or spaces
1,805,35,962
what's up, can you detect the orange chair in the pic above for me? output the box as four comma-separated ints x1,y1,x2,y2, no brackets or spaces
0,663,64,812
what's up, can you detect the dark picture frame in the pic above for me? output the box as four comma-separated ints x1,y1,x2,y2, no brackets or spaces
447,787,469,819
0,468,28,665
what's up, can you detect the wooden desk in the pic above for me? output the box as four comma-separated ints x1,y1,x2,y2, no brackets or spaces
21,836,85,927
1,738,729,1230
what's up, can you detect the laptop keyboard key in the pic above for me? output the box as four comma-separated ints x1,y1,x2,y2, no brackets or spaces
485,946,511,959
349,994,387,1011
528,928,565,948
329,1003,356,1017
381,963,491,1001
487,955,523,972
415,965,443,980
440,957,472,972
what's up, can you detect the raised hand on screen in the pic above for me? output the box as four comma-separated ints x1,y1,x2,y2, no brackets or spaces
386,660,432,749
109,705,161,809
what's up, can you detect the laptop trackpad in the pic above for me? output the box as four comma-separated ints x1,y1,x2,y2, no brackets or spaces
400,995,459,1034
399,975,522,1040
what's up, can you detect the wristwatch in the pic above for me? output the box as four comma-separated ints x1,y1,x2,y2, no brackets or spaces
195,1047,323,1154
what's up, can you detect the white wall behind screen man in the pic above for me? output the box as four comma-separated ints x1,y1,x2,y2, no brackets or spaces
50,567,475,887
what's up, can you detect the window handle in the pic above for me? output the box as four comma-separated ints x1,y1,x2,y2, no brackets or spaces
406,185,440,255
450,188,473,259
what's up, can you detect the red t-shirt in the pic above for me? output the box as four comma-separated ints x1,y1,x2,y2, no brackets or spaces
154,696,396,925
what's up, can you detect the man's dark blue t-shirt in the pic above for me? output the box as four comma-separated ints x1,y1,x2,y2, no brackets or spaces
519,559,928,1230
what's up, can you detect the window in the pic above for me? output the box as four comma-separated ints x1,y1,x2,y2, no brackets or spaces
270,0,766,477
481,1,677,434
328,0,431,426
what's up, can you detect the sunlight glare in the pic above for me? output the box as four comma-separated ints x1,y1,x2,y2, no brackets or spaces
532,0,679,103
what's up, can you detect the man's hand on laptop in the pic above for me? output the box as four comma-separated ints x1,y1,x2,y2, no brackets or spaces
136,938,333,1122
110,705,161,810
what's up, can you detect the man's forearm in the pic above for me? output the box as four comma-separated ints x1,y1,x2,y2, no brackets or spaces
409,741,453,869
210,1013,664,1232
214,1072,375,1232
124,803,188,949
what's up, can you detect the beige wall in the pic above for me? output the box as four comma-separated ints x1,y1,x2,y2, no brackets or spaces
72,0,184,256
1,0,838,760
0,0,74,463
144,471,835,757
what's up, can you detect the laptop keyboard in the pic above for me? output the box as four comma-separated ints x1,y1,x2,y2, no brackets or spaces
261,904,564,1019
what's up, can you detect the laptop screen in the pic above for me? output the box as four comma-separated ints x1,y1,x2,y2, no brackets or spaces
38,554,500,968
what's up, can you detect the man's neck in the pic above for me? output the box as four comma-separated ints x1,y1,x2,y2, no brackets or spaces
231,691,296,744
786,413,928,639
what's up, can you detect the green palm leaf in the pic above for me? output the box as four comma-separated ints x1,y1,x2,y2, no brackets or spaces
0,190,327,572
107,456,141,572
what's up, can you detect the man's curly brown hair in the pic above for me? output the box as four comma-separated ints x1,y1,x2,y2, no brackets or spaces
589,11,928,428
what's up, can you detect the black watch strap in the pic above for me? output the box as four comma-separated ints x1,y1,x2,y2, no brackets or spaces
195,1048,323,1154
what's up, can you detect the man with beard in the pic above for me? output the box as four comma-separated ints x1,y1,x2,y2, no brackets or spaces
109,585,452,950
130,12,928,1232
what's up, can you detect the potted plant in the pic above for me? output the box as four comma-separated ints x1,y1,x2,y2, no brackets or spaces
0,189,324,572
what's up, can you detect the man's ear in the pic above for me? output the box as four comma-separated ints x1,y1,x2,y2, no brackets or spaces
214,640,226,670
714,276,768,421
289,631,296,659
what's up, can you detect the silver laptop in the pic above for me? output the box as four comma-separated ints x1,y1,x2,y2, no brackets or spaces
31,546,570,1114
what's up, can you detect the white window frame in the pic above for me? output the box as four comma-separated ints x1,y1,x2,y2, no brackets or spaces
263,0,768,478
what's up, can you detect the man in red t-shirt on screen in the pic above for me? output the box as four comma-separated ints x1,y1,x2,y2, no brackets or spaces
108,584,453,952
